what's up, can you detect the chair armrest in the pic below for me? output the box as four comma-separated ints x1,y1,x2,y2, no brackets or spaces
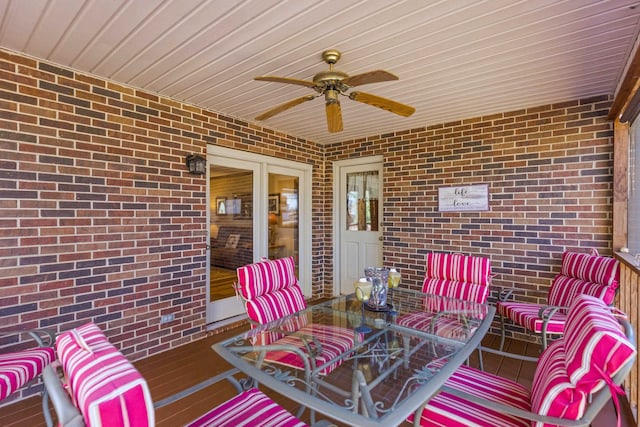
153,367,246,409
497,287,515,302
288,331,323,358
476,345,539,363
537,304,568,320
42,363,85,427
0,328,55,347
487,272,499,285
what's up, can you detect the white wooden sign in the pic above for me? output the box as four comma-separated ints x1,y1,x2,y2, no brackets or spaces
438,184,489,212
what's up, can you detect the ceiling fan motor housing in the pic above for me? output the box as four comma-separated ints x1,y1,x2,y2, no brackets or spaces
313,70,349,93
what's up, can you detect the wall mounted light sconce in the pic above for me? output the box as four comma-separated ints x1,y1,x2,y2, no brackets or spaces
185,153,206,175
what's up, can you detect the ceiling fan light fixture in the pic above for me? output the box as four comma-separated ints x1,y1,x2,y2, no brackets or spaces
325,89,339,103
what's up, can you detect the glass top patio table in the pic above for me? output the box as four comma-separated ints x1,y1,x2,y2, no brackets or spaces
212,288,495,427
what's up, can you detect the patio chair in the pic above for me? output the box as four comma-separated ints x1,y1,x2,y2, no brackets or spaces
498,249,620,350
43,322,310,427
409,294,636,427
0,328,55,406
396,252,492,337
235,256,356,376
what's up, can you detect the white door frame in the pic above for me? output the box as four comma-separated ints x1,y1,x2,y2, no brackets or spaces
206,146,313,324
332,155,384,296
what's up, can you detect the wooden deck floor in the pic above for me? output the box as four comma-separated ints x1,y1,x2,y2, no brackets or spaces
0,328,630,426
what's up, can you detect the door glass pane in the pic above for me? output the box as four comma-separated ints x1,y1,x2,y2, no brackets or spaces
268,173,299,273
346,171,379,231
210,165,254,302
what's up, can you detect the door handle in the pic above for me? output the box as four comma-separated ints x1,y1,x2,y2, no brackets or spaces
378,236,383,241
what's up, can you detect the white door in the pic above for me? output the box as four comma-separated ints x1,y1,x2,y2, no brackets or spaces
334,157,384,295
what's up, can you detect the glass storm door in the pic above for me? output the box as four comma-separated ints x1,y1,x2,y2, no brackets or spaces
268,171,299,277
207,158,258,323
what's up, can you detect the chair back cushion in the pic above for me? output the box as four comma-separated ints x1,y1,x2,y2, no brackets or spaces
563,295,636,392
530,340,587,426
237,257,307,324
237,257,298,300
422,253,491,303
548,252,619,306
422,278,489,304
56,323,154,427
561,251,619,287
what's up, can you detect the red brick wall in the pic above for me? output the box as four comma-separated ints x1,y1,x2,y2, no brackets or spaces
326,97,614,339
0,48,323,404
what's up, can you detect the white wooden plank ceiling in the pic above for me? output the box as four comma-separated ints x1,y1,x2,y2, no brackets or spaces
1,0,639,144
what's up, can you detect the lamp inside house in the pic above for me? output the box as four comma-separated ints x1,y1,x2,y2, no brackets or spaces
268,213,277,245
185,153,206,174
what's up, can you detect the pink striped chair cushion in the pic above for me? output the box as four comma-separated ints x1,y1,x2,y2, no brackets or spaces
186,388,306,427
262,323,355,376
237,257,298,300
563,295,636,391
530,340,587,426
560,251,619,288
56,323,154,427
548,275,617,307
497,301,567,334
246,313,310,347
397,296,489,339
422,278,489,304
408,363,531,427
0,346,55,401
396,312,475,340
245,284,307,324
425,252,492,287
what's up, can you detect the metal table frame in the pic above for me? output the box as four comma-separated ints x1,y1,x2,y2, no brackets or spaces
213,291,495,427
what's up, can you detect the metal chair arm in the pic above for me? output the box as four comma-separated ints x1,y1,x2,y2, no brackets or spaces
476,345,539,363
42,363,84,427
289,331,323,358
537,304,567,321
153,367,245,408
497,287,515,302
0,328,55,347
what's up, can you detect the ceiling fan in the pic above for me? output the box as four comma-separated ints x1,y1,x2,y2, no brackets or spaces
253,49,415,133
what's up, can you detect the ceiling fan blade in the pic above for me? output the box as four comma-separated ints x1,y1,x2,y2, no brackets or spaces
349,91,415,117
326,101,343,133
254,76,317,88
255,95,316,121
342,70,398,88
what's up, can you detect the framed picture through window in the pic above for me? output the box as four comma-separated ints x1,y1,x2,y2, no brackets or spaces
216,197,226,215
268,194,280,214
